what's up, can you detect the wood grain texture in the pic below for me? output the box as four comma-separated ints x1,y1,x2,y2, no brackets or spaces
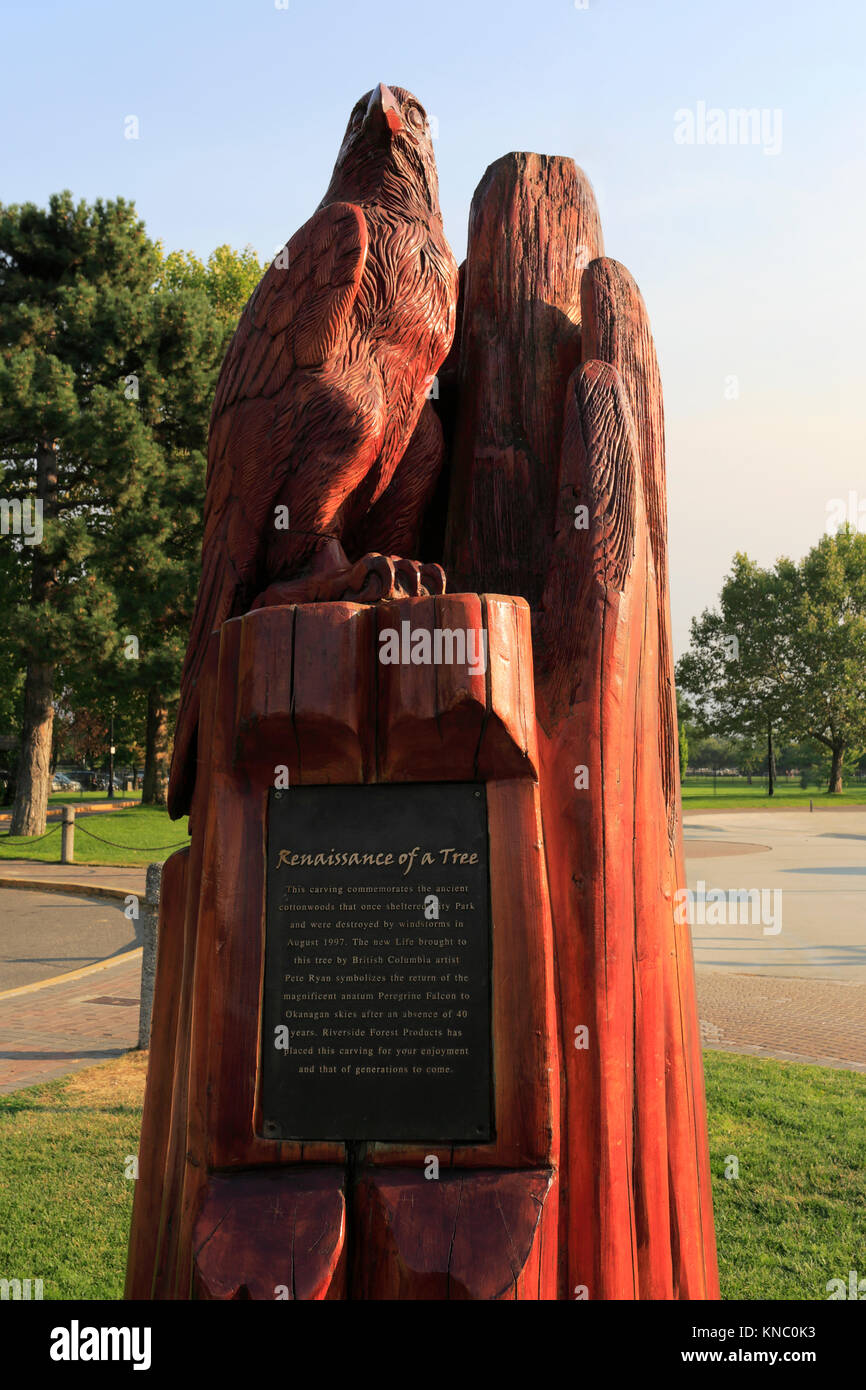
353,1168,556,1300
169,84,459,818
124,844,189,1299
127,594,560,1298
443,154,718,1300
581,257,679,846
443,154,603,605
193,1170,346,1301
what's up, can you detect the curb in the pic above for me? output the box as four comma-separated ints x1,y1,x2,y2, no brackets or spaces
0,948,143,1001
0,876,137,902
0,799,140,825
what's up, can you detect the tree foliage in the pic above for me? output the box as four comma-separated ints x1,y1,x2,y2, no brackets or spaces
677,530,866,794
0,191,263,826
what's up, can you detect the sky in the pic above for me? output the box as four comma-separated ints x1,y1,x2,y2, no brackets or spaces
2,0,864,655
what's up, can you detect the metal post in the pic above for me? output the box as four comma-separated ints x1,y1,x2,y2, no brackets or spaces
60,805,75,864
107,710,115,801
138,861,163,1049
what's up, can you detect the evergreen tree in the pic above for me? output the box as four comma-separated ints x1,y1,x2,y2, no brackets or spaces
0,192,161,833
0,192,264,828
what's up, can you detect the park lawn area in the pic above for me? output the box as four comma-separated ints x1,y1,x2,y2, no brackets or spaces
0,1050,863,1299
703,1051,866,1299
0,804,189,867
682,776,866,811
0,1053,147,1299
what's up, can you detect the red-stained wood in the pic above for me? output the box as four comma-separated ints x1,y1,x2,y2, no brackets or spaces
127,593,560,1299
169,84,459,819
353,1169,556,1300
192,1170,346,1301
124,845,189,1299
476,595,539,780
376,593,486,781
443,153,603,606
444,153,718,1300
581,258,679,845
129,141,717,1304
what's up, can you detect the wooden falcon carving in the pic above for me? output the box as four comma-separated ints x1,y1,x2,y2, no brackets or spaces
168,83,459,818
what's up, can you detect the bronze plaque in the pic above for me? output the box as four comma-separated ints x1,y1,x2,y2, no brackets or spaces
261,783,492,1143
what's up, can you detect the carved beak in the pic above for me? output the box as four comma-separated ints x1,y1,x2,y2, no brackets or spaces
363,82,403,139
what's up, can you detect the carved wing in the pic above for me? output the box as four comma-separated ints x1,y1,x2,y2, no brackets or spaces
167,202,369,818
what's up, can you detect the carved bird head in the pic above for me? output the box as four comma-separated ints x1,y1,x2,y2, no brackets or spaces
322,84,442,219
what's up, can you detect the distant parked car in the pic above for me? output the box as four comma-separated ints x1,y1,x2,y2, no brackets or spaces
92,773,123,791
52,772,82,791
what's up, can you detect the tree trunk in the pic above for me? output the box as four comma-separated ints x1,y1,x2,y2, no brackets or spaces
444,156,718,1299
10,442,58,837
746,770,753,785
10,662,55,836
828,744,844,794
142,689,169,806
767,720,776,797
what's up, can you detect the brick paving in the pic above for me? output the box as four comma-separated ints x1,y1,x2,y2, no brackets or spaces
696,969,866,1072
0,952,142,1093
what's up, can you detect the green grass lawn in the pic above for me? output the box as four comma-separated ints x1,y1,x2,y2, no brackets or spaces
0,804,189,867
0,1049,862,1299
682,775,866,810
704,1051,866,1299
0,1053,147,1300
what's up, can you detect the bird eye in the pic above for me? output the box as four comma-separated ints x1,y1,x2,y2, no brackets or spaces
406,106,425,133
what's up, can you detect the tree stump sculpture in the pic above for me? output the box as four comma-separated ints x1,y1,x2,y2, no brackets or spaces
444,153,718,1300
126,87,718,1300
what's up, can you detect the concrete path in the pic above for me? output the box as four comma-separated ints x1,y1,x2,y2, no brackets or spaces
0,887,138,991
684,810,866,981
685,809,866,1070
0,860,146,895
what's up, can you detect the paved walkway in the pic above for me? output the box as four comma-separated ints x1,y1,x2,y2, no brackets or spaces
685,809,866,1071
0,887,138,990
684,810,866,981
695,971,866,1073
0,950,142,1093
0,861,146,894
0,863,148,1090
0,800,139,826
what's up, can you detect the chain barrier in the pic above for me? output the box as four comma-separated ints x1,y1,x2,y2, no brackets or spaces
73,820,189,853
0,822,62,846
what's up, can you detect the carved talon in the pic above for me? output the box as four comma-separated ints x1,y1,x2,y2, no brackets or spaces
249,552,446,609
340,553,396,603
392,558,423,596
420,562,446,595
